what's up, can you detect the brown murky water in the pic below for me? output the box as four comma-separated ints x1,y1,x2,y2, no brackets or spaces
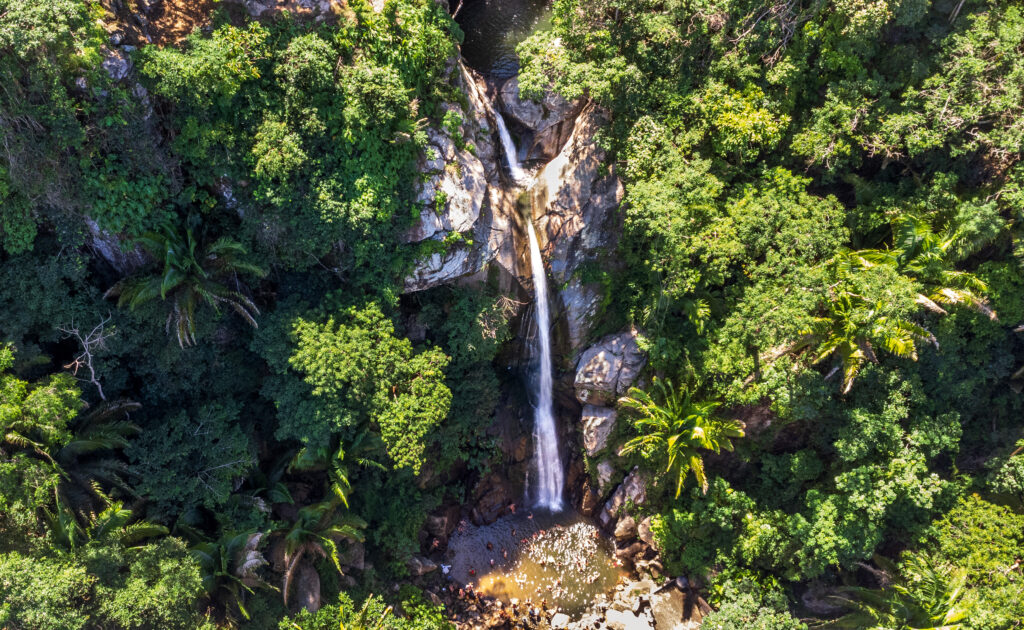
445,512,624,616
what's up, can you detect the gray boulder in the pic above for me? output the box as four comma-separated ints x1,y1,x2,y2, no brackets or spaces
575,329,647,406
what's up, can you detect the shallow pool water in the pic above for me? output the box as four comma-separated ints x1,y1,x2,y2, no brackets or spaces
445,511,624,616
455,0,552,79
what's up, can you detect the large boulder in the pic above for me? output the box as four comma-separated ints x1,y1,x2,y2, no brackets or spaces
581,405,617,456
650,586,690,630
605,608,654,630
575,330,647,406
600,467,647,529
499,76,582,161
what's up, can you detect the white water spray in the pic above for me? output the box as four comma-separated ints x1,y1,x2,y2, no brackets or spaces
526,221,564,511
493,111,531,186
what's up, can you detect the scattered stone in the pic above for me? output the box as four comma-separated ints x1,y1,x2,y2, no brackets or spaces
406,556,438,576
614,515,638,541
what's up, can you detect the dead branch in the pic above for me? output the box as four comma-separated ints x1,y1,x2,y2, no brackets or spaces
59,314,115,401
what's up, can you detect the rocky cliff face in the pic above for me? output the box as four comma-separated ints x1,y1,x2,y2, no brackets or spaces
402,62,524,294
404,72,626,361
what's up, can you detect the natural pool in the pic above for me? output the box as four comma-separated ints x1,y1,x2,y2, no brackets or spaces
454,0,552,79
445,511,624,616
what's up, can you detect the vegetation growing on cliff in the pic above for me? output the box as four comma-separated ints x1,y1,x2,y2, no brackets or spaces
519,0,1024,626
1,0,1023,627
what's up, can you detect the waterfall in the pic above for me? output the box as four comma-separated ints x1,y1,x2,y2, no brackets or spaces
493,112,531,186
489,101,564,510
527,221,564,511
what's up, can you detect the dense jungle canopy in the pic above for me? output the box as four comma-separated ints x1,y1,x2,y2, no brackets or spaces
1,0,1022,628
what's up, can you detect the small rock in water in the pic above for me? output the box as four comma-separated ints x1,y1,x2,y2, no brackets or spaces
551,612,570,628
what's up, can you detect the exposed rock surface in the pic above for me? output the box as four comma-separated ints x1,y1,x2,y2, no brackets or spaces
575,329,647,406
102,48,132,81
561,277,604,356
581,405,617,456
500,77,583,162
85,218,148,274
294,562,321,613
596,460,617,491
614,515,638,541
403,63,521,293
406,556,438,576
530,103,625,284
600,467,648,529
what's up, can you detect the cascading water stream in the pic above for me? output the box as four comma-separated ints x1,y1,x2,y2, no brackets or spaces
526,220,564,511
491,104,563,511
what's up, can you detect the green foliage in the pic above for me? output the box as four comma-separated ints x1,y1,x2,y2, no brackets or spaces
281,590,452,630
702,578,806,630
268,301,450,473
127,400,255,516
917,495,1024,630
105,224,266,347
619,378,744,496
0,551,93,630
94,537,208,630
827,553,970,630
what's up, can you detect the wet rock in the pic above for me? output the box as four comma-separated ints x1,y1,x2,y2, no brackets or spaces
580,480,602,516
600,467,648,529
406,556,438,576
530,103,625,284
499,76,582,161
574,329,647,406
471,474,512,525
550,612,570,628
581,405,617,456
614,515,638,541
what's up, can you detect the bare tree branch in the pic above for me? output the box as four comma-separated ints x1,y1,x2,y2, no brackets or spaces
59,314,114,401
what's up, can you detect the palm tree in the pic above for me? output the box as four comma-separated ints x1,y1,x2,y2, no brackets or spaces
44,489,167,551
279,499,367,609
55,399,140,517
104,224,266,347
791,285,938,395
191,530,273,622
842,213,996,320
618,377,744,496
826,554,970,630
